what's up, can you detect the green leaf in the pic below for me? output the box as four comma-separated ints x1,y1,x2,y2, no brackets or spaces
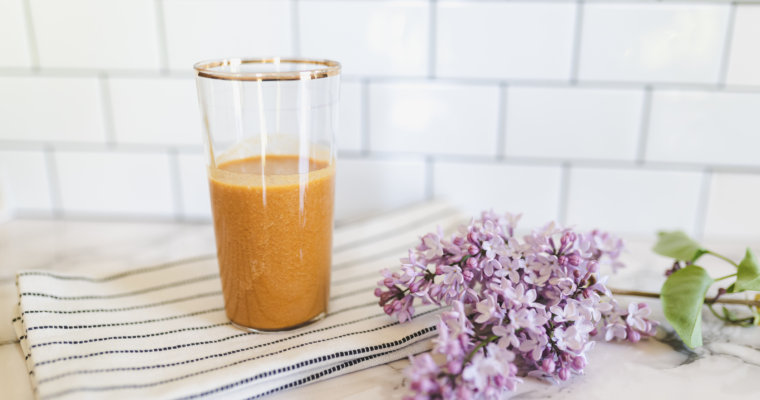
729,248,760,293
653,231,706,262
661,265,714,348
721,306,737,321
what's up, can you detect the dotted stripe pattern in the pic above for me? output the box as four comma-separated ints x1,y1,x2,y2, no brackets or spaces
34,309,390,369
183,326,436,400
20,273,220,300
38,308,440,390
247,348,397,399
45,325,437,399
30,301,377,350
16,254,217,282
27,308,225,332
21,291,222,316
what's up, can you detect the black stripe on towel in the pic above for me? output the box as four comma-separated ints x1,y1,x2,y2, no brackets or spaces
38,308,440,390
17,254,216,282
44,324,437,399
30,301,378,349
184,325,437,400
248,347,403,399
35,311,391,368
20,273,219,301
21,291,222,316
27,307,225,332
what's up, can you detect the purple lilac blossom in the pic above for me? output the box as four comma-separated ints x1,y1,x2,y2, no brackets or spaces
375,211,658,399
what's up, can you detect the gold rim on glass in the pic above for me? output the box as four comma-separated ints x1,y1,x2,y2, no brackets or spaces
194,58,341,81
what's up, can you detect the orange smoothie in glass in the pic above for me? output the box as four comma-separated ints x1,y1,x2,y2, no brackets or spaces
208,154,335,331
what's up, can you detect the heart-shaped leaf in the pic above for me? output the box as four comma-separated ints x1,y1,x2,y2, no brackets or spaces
729,248,760,293
653,231,706,262
661,265,713,348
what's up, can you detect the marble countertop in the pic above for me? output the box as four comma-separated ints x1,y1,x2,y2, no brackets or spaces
1,218,758,399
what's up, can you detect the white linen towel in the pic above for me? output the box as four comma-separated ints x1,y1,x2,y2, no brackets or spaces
12,202,463,399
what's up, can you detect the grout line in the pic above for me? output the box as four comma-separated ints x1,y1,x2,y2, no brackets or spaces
360,78,371,155
557,163,571,225
693,168,713,241
98,73,117,147
43,147,62,218
569,0,585,83
6,67,760,93
425,155,434,201
4,139,760,175
635,86,653,164
717,2,738,87
154,0,170,73
427,0,437,79
167,148,184,220
21,0,40,70
496,83,508,159
291,0,301,57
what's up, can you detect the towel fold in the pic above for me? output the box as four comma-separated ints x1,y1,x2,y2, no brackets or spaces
12,202,463,399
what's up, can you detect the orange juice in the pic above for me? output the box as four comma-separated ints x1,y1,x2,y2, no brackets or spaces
208,155,334,330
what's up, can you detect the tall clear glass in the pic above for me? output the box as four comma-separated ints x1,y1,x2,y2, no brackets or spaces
194,58,340,331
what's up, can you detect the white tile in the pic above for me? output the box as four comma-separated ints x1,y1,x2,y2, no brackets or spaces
0,76,105,142
0,150,51,211
646,90,760,166
505,86,643,161
726,5,760,86
30,0,160,70
55,151,174,216
578,3,729,83
704,173,760,239
566,167,702,235
164,0,292,71
369,82,500,156
337,81,363,152
109,77,201,145
0,0,32,67
335,158,426,221
177,152,211,219
436,1,575,80
433,162,562,228
299,1,429,77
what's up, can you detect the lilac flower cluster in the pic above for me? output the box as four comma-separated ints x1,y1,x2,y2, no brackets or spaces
375,211,657,399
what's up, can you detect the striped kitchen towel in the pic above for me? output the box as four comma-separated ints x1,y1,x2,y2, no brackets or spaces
11,202,464,399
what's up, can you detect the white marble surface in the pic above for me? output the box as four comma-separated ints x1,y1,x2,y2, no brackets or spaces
1,217,759,399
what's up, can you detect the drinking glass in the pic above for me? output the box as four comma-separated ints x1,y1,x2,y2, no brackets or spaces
194,58,340,331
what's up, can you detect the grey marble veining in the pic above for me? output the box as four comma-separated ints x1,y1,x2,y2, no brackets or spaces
1,219,758,399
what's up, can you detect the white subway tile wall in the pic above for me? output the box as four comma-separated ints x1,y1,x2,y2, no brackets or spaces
0,0,757,240
0,150,51,212
504,86,644,161
55,151,174,216
0,0,31,68
369,81,500,155
163,0,293,71
176,152,210,219
436,1,576,80
108,77,200,145
299,0,430,77
432,162,563,229
0,76,105,142
704,173,760,238
725,5,760,86
566,167,703,236
646,90,760,166
30,0,161,70
578,3,729,83
335,158,426,221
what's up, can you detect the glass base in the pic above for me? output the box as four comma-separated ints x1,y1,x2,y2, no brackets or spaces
229,311,327,333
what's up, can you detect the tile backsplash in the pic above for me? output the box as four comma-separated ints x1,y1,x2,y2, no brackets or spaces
1,0,759,240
